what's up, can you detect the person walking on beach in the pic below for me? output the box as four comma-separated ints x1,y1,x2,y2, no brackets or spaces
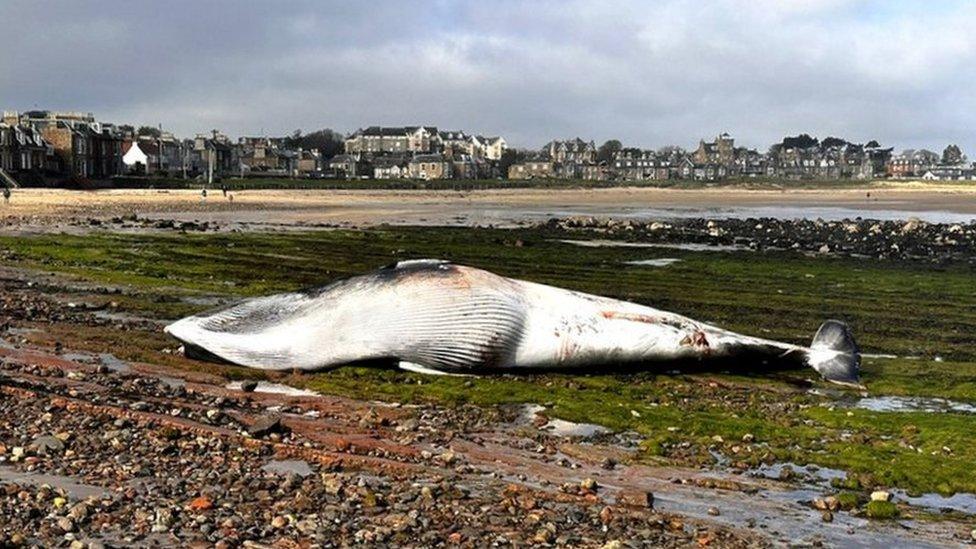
2,186,10,206
201,187,208,203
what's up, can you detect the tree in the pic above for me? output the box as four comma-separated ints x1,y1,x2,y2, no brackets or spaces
137,126,161,138
499,148,524,176
821,136,848,149
865,140,881,148
943,144,963,165
284,129,345,159
596,139,622,163
781,134,818,149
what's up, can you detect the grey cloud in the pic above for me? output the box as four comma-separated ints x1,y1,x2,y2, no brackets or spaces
2,0,973,153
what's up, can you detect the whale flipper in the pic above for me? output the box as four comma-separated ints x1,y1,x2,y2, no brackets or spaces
397,361,472,377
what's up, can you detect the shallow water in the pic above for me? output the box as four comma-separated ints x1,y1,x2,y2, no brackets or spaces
559,239,749,252
625,258,682,267
517,404,613,439
487,205,975,224
854,396,976,414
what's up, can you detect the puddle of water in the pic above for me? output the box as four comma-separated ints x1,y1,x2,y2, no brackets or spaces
99,353,131,374
854,396,976,414
517,404,613,439
542,418,612,438
750,462,848,486
559,239,749,252
226,381,319,397
625,258,682,267
0,465,109,499
262,459,314,477
895,490,976,515
750,460,976,516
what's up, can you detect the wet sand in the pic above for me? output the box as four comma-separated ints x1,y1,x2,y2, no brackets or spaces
2,184,976,229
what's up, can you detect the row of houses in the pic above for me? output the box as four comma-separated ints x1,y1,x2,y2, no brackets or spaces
328,152,498,180
330,126,509,180
0,111,327,183
3,111,973,184
508,134,975,182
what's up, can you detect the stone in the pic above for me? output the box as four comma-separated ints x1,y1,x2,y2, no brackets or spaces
247,415,283,437
580,478,598,491
870,490,891,502
29,435,64,454
240,380,258,392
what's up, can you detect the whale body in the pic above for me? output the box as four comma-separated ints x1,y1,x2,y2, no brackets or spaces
164,260,861,385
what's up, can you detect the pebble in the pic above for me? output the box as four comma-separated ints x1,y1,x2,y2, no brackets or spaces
871,490,892,502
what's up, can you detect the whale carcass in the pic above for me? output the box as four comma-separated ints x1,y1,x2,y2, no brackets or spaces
164,260,861,386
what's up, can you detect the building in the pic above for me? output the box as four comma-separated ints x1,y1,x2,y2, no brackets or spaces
483,136,506,161
189,132,234,180
921,165,976,181
8,110,124,178
0,123,50,174
372,156,409,179
544,138,596,164
408,153,452,180
611,148,659,181
508,159,555,179
580,163,610,181
887,149,939,178
345,126,438,156
692,133,735,165
328,154,366,178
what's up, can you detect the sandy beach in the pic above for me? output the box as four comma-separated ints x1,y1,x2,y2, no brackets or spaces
2,184,976,229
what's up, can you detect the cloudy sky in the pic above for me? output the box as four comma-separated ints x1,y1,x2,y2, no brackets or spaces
2,0,973,152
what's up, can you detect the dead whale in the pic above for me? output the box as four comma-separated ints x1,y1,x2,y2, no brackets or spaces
164,260,861,386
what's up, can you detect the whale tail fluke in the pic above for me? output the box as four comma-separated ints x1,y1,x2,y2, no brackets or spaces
806,320,862,387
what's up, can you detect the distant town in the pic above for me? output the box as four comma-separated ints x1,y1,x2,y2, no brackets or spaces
1,109,974,188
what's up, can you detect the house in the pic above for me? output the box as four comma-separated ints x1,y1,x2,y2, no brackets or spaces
122,140,157,173
0,123,50,174
733,148,767,178
372,156,409,179
508,160,555,179
887,149,939,178
543,138,596,164
408,154,452,180
692,133,735,165
580,163,610,181
345,126,438,156
921,165,976,181
483,137,506,161
451,155,481,179
295,149,322,175
692,163,728,181
190,132,234,179
611,148,659,181
8,111,125,179
329,154,366,178
238,137,285,172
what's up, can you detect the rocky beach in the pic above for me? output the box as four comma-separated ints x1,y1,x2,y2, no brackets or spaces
1,187,975,547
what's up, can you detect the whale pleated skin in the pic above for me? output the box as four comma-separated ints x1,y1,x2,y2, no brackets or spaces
164,259,861,385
